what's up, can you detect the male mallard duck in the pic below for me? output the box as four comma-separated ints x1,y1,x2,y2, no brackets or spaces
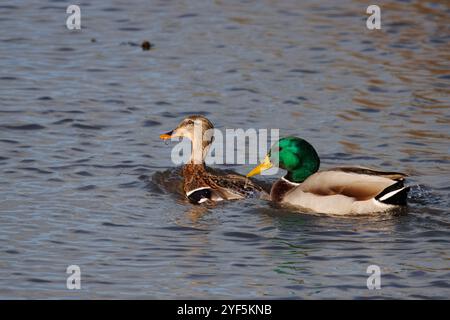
247,137,410,215
160,115,267,204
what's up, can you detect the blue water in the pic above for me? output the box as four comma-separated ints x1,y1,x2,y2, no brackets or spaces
0,0,449,299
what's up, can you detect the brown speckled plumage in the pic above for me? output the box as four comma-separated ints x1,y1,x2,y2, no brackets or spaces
182,163,266,200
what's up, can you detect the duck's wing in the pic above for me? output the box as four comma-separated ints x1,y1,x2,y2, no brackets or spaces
208,173,268,199
327,166,408,181
182,164,268,202
296,168,406,201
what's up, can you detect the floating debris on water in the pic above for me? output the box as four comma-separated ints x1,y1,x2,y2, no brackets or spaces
141,41,153,51
119,41,154,50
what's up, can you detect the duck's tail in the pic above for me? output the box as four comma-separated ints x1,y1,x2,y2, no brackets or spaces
375,180,410,206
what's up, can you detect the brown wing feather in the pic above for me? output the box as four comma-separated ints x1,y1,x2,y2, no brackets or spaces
298,169,401,201
182,164,266,200
208,174,266,198
328,166,408,181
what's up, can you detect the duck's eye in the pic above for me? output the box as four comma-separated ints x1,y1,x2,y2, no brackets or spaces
186,120,194,125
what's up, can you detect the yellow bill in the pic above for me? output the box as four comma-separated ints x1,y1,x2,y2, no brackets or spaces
247,155,273,177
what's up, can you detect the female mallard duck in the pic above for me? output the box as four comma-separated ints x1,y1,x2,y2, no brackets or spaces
247,137,410,215
160,115,267,204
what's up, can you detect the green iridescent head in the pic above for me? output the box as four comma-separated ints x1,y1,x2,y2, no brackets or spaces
247,137,320,183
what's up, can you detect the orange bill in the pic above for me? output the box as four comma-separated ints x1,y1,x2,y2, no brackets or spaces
159,131,173,140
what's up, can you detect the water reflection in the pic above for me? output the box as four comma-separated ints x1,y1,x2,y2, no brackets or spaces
0,0,448,299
